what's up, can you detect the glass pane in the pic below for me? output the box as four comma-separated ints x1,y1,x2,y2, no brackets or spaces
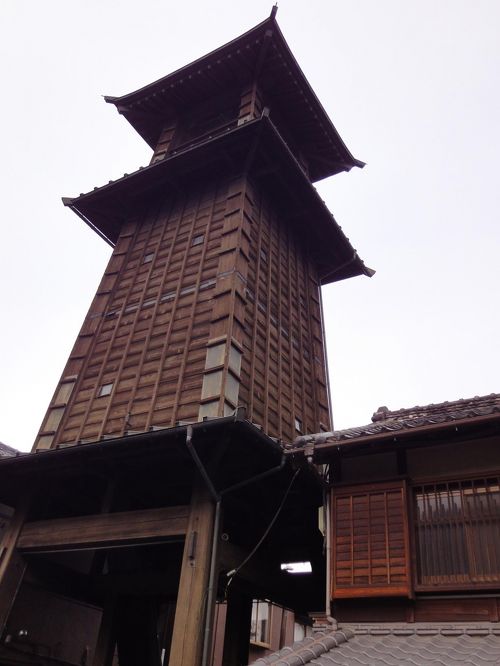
415,478,500,586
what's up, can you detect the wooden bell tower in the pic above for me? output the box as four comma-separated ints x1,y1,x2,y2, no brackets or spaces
0,10,370,666
33,10,370,454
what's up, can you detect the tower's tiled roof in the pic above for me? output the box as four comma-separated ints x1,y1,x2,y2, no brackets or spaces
104,13,364,183
251,625,500,665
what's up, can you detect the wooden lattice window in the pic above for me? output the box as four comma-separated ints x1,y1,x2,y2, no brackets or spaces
414,476,500,589
331,481,411,599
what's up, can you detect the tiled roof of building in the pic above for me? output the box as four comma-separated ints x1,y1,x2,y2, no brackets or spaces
291,393,500,448
0,441,18,458
251,625,500,665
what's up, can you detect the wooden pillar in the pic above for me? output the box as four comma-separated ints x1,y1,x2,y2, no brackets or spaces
0,496,30,636
221,587,252,666
92,596,117,666
116,597,162,666
168,481,215,666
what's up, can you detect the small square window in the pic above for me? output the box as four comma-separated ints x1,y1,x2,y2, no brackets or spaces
143,252,154,263
192,235,204,246
98,383,113,397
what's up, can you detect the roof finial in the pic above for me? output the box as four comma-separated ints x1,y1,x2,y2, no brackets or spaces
270,4,278,20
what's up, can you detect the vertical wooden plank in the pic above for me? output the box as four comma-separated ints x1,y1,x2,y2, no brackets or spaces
384,491,390,584
210,603,227,666
168,481,215,666
144,191,190,429
269,604,283,651
171,190,217,417
0,496,29,635
54,225,138,446
92,596,116,666
221,588,252,666
95,197,173,440
116,597,162,666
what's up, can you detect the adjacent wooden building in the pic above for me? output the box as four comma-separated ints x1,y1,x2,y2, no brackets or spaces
289,393,500,624
0,9,369,666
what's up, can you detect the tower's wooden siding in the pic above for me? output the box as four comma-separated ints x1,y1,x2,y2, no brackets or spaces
239,179,331,441
34,173,331,450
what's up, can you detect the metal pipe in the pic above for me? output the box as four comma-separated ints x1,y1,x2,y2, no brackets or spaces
184,425,288,666
185,425,219,502
324,486,337,628
201,498,221,666
220,454,286,496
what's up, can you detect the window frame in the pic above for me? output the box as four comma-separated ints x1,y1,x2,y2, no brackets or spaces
412,473,500,592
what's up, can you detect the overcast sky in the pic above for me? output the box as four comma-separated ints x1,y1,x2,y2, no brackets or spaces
1,0,499,451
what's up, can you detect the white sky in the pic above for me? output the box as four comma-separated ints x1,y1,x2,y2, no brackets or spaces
1,0,499,451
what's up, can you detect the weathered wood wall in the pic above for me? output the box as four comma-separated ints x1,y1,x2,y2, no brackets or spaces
34,172,331,450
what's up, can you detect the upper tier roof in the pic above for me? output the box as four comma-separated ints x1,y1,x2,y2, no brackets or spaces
104,12,364,183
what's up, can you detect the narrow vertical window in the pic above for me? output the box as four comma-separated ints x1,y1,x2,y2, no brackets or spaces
250,600,270,646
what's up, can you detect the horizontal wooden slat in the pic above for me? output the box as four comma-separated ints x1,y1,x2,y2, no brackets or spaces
18,505,189,552
333,584,410,599
331,480,411,599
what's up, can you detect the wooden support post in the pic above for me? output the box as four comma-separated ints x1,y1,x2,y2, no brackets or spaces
92,596,117,666
116,597,162,666
168,481,215,666
0,496,30,636
221,586,252,666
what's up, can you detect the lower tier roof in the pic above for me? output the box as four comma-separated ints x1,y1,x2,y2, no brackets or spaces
63,116,373,286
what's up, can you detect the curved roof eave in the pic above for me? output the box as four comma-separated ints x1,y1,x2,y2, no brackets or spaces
104,14,364,180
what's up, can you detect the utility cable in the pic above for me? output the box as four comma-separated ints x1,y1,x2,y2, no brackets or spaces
224,466,301,598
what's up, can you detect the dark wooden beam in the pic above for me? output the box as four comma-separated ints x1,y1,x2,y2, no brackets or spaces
18,505,189,552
